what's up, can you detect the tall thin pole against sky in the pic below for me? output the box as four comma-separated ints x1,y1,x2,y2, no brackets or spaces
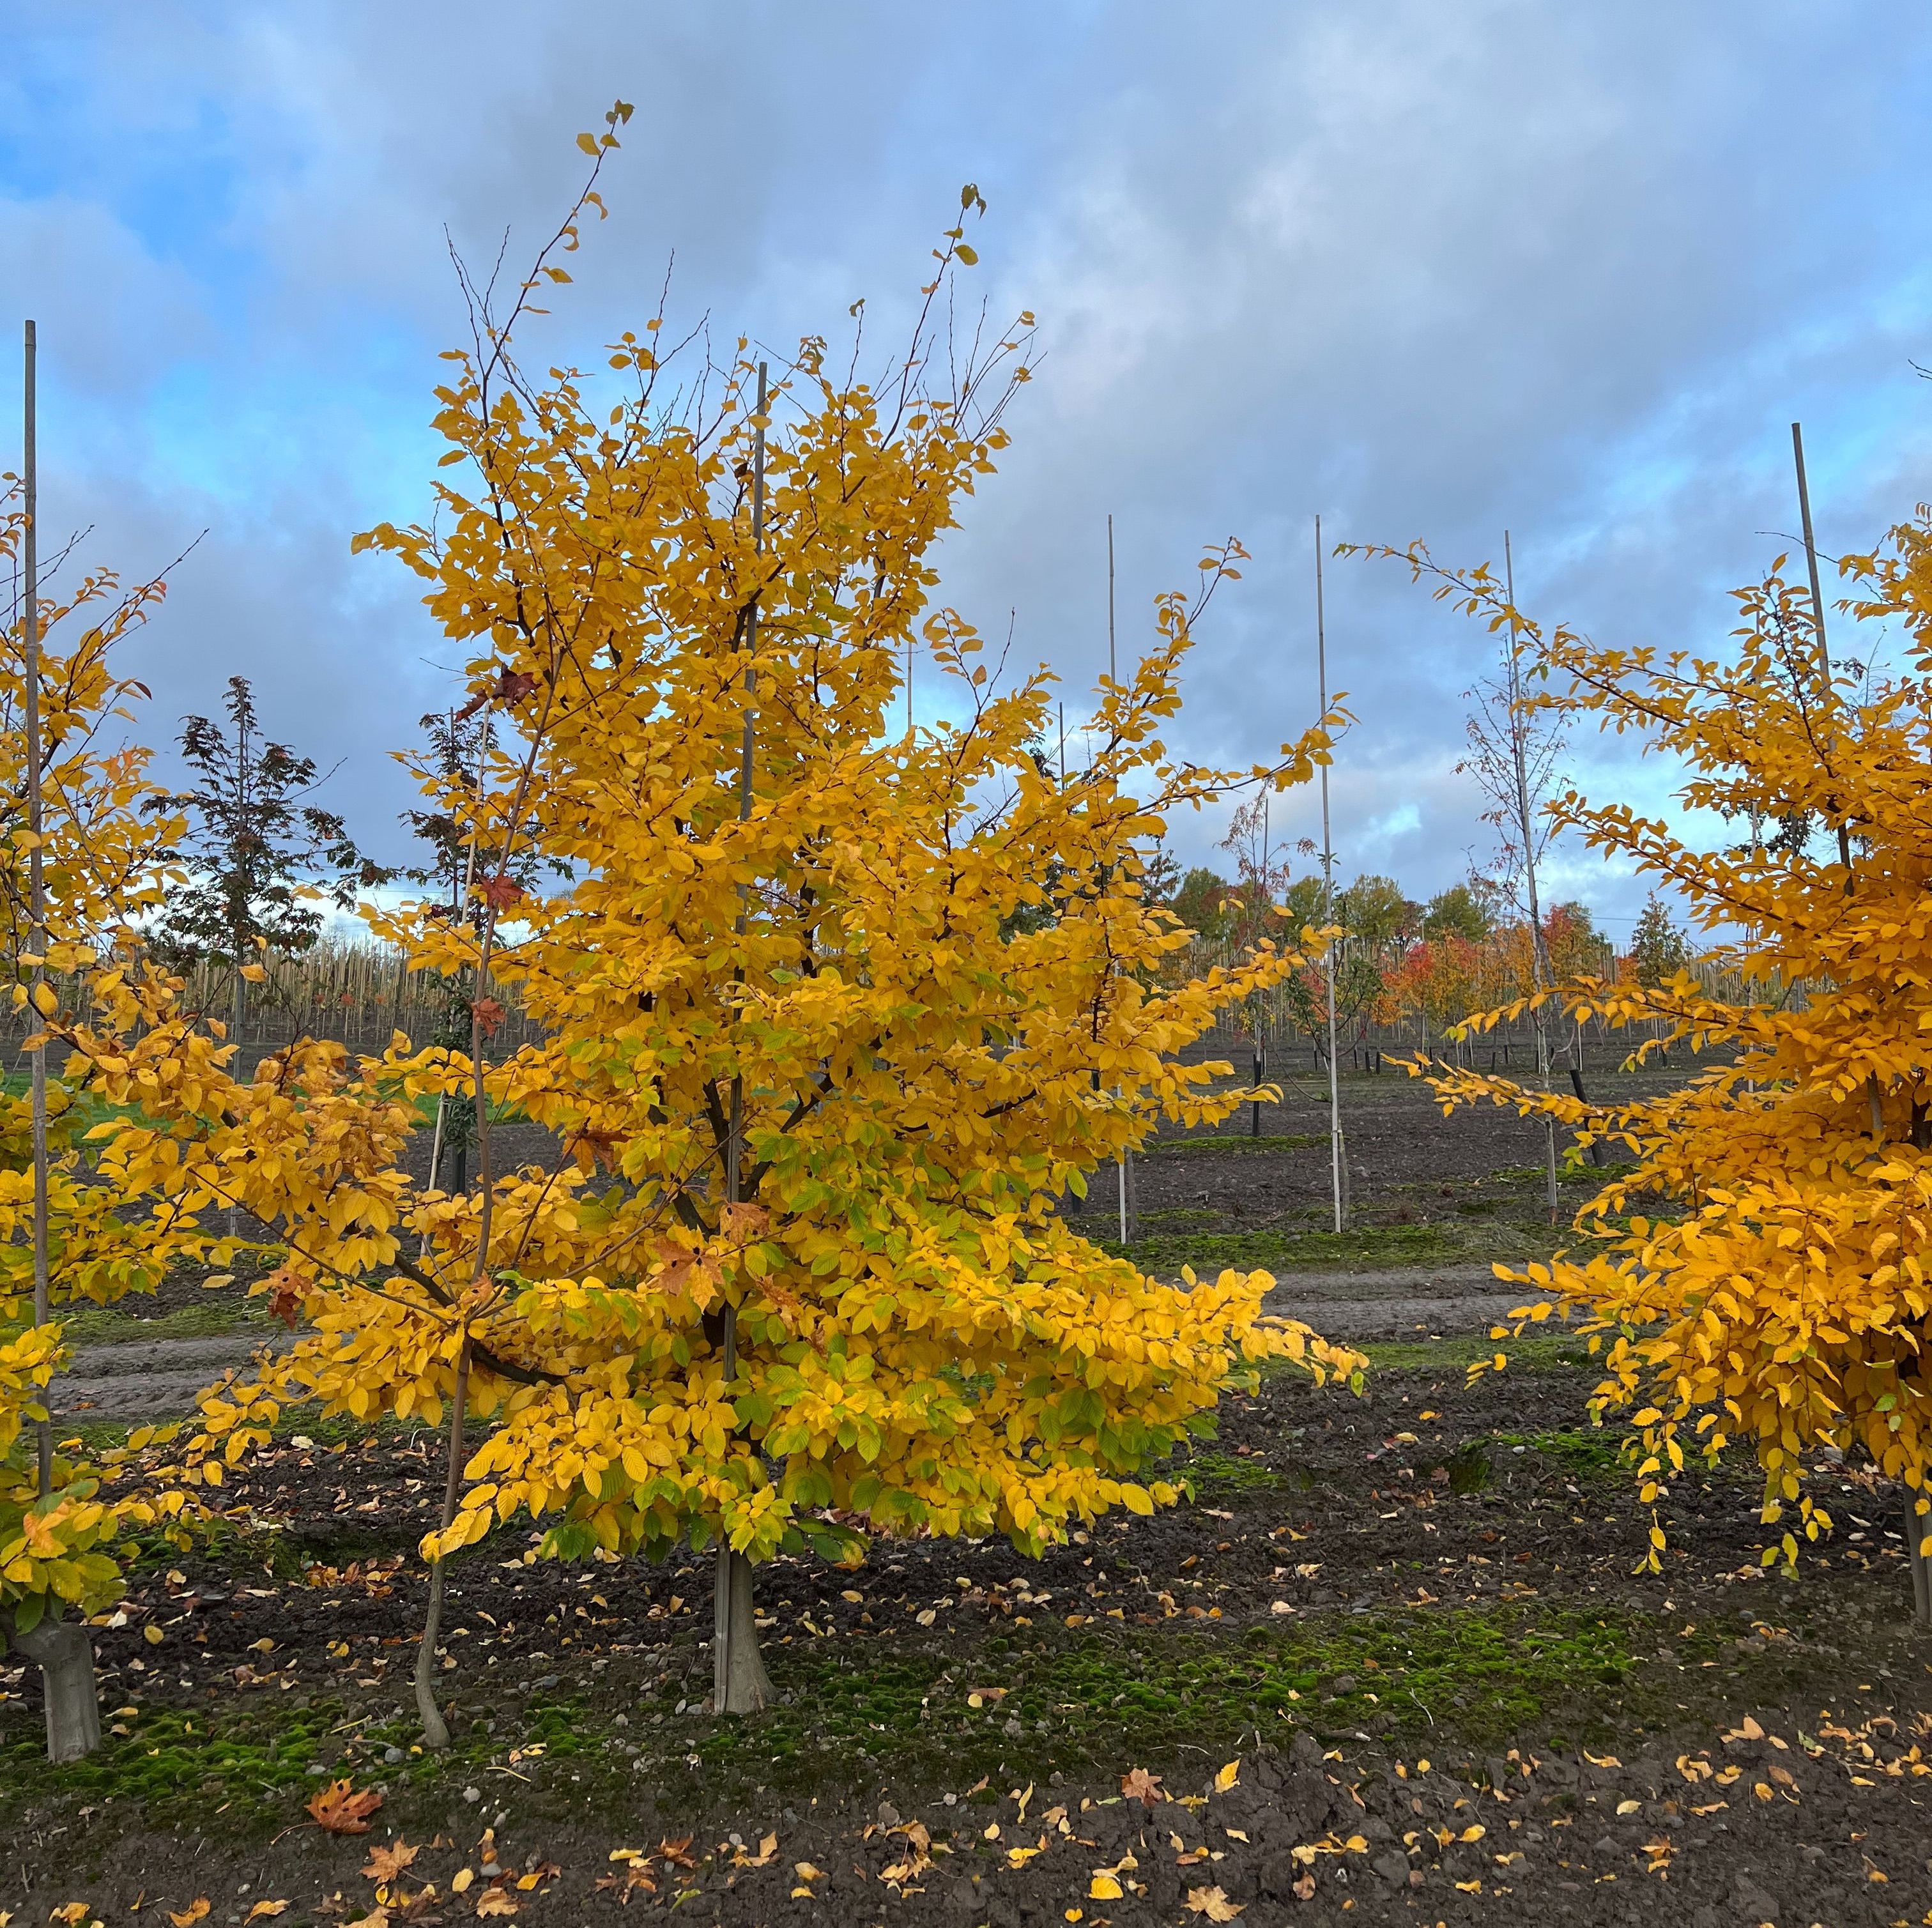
1315,516,1345,1234
23,319,50,1497
1108,514,1131,1245
1794,424,1876,1147
1791,423,1832,686
1791,424,1855,873
1107,514,1116,685
716,362,774,1716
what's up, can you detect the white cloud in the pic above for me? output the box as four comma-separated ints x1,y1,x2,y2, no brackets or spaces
4,0,1931,917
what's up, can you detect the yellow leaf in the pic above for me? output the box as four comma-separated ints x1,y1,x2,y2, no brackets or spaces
1089,1874,1124,1899
1213,1759,1240,1792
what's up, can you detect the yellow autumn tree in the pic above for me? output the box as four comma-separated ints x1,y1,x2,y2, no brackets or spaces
1364,519,1932,1601
58,128,1363,1736
0,491,206,1757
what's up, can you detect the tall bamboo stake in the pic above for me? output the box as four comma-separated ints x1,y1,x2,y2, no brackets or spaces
1315,517,1345,1232
715,363,774,1715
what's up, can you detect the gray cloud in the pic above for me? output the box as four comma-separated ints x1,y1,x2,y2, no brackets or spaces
6,0,1931,924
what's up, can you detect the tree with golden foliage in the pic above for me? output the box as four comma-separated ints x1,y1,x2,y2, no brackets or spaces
0,494,207,1757
1365,517,1932,1607
57,123,1363,1737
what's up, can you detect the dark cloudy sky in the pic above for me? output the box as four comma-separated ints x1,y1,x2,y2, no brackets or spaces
6,2,1931,934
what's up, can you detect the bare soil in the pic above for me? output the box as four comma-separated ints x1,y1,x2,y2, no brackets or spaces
8,1342,1931,1924
12,1066,1927,1924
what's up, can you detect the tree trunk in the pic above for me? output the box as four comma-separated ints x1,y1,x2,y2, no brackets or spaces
1908,1489,1932,1629
712,1547,774,1713
415,1338,472,1750
9,1610,102,1762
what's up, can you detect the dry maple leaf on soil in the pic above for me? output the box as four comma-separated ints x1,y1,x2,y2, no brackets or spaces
362,1841,421,1883
243,1908,291,1924
473,1890,518,1919
1121,1766,1165,1808
1185,1886,1243,1922
167,1904,210,1928
309,1779,385,1834
593,1862,658,1903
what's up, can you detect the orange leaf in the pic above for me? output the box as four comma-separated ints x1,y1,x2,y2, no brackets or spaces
360,1840,420,1883
308,1778,384,1835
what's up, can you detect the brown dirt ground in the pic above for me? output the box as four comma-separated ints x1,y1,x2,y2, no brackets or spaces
7,1343,1931,1925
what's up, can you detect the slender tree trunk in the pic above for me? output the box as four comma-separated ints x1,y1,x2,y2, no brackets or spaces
1908,1488,1932,1629
415,1336,472,1750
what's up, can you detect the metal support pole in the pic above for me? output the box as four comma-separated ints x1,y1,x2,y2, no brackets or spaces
22,319,50,1495
1315,517,1345,1232
715,363,774,1717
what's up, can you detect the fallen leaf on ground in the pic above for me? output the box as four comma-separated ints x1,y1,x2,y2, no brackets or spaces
1184,1886,1242,1921
1089,1874,1124,1900
167,1905,210,1928
243,1908,291,1924
309,1779,385,1835
659,1836,696,1870
1122,1767,1164,1808
451,1871,474,1894
473,1891,518,1919
1213,1760,1240,1793
362,1842,421,1883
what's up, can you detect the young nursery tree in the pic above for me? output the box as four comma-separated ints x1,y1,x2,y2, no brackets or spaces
145,674,385,1037
1422,880,1497,945
1628,892,1692,989
0,489,203,1759
1374,522,1932,1609
58,130,1363,1737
